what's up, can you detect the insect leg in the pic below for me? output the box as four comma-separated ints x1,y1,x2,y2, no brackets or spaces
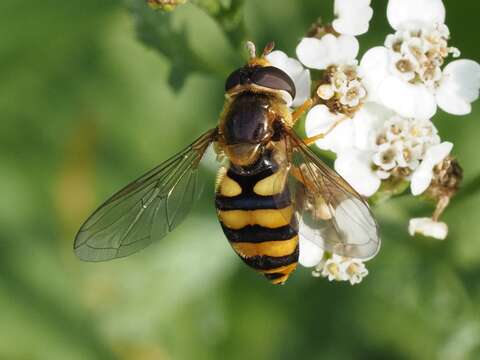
291,98,314,125
302,116,349,146
303,133,325,146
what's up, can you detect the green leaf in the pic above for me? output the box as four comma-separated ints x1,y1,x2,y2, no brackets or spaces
192,0,247,50
127,1,218,90
127,0,247,90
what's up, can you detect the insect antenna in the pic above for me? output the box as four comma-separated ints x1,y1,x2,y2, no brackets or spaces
246,41,257,59
262,41,275,57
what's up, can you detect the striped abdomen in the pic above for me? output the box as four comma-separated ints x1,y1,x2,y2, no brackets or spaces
215,156,299,285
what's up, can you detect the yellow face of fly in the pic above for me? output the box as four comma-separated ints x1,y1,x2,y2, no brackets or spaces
245,41,274,68
247,56,270,68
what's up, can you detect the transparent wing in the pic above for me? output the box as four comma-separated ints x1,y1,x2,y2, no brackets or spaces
74,129,216,262
276,129,380,259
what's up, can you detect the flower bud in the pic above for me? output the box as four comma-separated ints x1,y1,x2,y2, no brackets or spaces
307,21,339,39
146,0,187,11
427,156,463,201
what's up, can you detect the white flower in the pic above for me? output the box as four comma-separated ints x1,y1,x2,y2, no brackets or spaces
340,79,367,107
302,66,369,153
387,0,445,31
335,148,380,196
409,217,448,240
315,64,368,116
343,258,369,285
296,34,359,70
435,59,480,115
311,254,369,285
299,236,324,268
333,0,373,36
410,141,453,195
334,112,441,196
317,84,335,100
321,255,347,281
266,50,311,107
298,198,373,284
297,28,380,167
360,0,480,118
305,104,354,154
304,102,390,196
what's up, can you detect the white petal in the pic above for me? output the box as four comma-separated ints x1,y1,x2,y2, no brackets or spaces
408,217,448,240
334,35,360,65
378,76,437,118
292,66,312,107
436,59,480,115
305,105,354,153
333,0,373,36
410,166,434,196
387,0,445,30
335,150,381,196
424,141,453,164
305,104,338,134
319,120,356,154
321,258,347,281
359,47,391,103
266,50,312,107
296,35,359,70
344,259,369,285
266,50,303,76
299,237,324,267
317,84,335,100
352,103,393,151
296,37,325,69
410,142,453,195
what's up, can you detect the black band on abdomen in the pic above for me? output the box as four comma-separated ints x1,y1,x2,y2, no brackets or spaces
215,189,291,211
264,272,286,280
221,223,298,243
241,245,299,270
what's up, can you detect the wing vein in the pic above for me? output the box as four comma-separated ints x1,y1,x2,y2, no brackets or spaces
73,128,216,261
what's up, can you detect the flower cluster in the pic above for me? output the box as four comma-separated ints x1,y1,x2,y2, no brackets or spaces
267,0,478,285
299,240,369,285
361,1,479,119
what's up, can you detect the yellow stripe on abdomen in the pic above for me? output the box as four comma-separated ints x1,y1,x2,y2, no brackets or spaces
218,206,293,229
219,175,242,197
253,168,287,196
215,156,299,285
261,263,298,285
231,236,299,257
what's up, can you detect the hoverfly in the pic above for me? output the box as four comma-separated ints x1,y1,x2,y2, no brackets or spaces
74,42,380,285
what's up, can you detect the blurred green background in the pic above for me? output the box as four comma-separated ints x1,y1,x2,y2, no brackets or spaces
1,0,480,359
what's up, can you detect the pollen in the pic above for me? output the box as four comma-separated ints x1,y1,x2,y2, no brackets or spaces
396,59,414,73
381,149,395,163
316,64,367,116
385,23,459,89
392,41,402,52
403,149,412,163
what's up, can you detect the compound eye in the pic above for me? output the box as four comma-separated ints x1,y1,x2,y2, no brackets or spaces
225,67,257,92
225,68,242,92
251,66,296,99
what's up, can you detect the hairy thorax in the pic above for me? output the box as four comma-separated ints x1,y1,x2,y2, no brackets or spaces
217,91,291,168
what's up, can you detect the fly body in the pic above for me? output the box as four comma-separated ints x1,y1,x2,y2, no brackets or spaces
74,42,380,285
